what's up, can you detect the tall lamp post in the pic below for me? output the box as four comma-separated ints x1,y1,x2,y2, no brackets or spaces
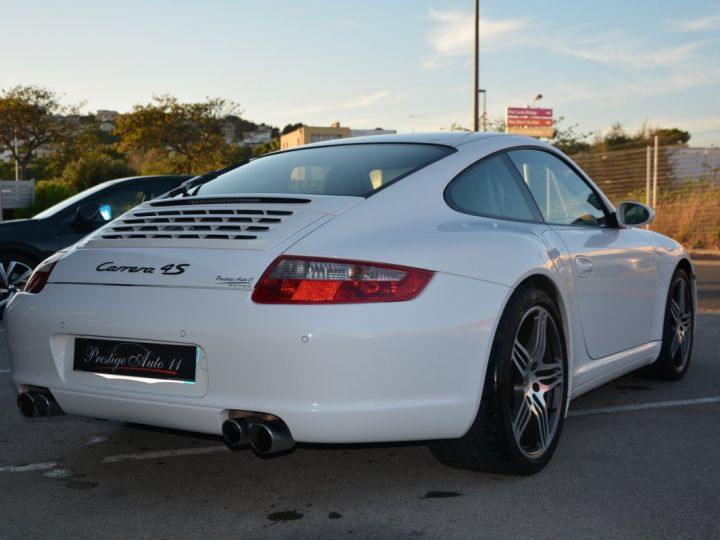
531,94,543,108
472,0,479,131
478,89,487,131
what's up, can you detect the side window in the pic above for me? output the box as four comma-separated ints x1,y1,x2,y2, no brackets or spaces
445,155,541,222
142,180,179,200
94,184,149,221
507,149,608,227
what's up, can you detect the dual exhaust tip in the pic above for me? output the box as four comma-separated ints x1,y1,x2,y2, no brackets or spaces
222,414,295,455
17,391,64,418
18,391,291,455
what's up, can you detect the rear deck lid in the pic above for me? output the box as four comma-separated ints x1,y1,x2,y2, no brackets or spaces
50,195,361,289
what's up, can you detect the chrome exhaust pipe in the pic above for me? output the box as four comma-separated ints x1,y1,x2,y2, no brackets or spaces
16,392,36,417
221,418,251,450
32,393,63,416
16,390,64,418
248,415,295,455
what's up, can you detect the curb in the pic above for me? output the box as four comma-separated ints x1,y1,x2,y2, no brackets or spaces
688,250,720,261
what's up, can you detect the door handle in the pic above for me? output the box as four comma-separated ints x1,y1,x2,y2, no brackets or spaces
574,256,594,278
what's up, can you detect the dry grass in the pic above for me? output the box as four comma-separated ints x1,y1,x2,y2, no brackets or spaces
650,185,720,249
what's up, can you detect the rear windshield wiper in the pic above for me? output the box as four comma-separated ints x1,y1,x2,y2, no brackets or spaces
166,161,248,198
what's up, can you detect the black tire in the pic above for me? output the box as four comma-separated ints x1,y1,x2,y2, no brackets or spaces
430,286,568,475
641,268,694,381
0,252,37,319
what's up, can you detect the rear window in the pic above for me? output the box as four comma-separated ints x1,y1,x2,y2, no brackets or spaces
193,143,454,197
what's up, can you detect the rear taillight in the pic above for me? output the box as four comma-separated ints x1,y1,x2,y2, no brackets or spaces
24,252,63,294
252,256,433,304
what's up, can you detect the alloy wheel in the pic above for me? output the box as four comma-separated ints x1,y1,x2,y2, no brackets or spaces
668,277,693,371
0,260,34,310
510,306,565,459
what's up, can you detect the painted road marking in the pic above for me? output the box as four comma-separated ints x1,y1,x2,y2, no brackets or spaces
570,396,720,417
0,462,57,473
699,309,720,314
0,369,10,374
3,397,719,473
102,445,229,463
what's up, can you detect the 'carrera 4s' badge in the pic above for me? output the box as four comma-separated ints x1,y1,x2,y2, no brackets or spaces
96,261,190,275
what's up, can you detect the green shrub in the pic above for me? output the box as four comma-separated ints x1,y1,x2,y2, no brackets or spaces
62,153,136,192
14,179,76,218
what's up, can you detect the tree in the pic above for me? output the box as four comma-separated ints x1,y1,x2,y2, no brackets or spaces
61,152,136,191
252,138,280,157
115,95,243,175
0,85,73,179
550,117,591,155
281,122,303,135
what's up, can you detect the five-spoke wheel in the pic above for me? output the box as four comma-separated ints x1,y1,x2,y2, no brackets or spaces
510,306,565,459
642,268,694,380
430,285,567,475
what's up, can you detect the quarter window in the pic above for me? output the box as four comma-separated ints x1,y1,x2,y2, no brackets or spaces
507,150,608,227
446,155,541,222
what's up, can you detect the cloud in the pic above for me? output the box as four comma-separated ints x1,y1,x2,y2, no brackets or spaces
423,7,529,67
424,8,708,73
669,15,720,32
270,89,416,118
547,34,705,70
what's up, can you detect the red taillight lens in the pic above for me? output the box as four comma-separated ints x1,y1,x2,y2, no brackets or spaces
252,256,433,304
24,253,62,294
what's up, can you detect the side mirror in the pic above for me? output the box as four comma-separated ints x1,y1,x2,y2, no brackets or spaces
616,201,655,227
74,202,101,230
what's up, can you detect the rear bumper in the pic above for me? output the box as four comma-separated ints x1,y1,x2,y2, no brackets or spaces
5,274,509,443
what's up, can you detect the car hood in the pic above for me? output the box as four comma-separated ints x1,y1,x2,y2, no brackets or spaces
48,194,363,290
0,217,40,229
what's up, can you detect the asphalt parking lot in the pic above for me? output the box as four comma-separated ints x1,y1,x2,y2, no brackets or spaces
1,261,718,539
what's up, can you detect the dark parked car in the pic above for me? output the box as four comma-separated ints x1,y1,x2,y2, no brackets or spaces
0,175,190,313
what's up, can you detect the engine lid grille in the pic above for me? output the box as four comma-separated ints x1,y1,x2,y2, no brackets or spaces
100,207,295,241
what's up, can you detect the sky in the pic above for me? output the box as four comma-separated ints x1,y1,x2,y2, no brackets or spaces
2,0,719,146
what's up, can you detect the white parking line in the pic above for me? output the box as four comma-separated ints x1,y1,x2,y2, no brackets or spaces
0,462,57,473
0,369,10,374
3,397,719,474
102,445,229,463
570,396,720,417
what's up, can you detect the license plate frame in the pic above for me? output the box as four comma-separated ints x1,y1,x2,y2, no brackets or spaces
73,337,197,382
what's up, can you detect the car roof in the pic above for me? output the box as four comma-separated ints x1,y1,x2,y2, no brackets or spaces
298,131,503,149
98,174,191,188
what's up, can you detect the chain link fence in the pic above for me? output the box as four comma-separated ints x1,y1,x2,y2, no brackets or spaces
571,146,720,249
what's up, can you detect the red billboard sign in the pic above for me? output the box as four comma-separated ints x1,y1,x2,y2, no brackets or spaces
506,107,553,118
506,117,554,127
506,107,554,138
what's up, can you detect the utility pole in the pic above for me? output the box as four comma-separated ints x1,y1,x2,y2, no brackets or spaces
473,0,479,131
478,89,487,131
14,127,19,181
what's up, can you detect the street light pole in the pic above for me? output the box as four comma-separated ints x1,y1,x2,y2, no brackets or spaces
478,89,487,131
14,127,19,181
473,0,479,131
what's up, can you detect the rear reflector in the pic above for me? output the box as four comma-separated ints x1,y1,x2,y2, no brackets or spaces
24,252,64,294
252,256,433,304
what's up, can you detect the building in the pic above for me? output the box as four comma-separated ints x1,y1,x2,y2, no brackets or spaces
351,128,397,138
96,110,119,132
242,127,274,146
280,122,351,149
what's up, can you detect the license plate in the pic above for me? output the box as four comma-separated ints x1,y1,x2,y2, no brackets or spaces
73,337,197,382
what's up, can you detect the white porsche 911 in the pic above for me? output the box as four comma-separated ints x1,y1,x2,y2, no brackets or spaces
6,133,695,474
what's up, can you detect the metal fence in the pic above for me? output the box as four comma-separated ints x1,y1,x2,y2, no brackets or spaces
0,179,35,220
571,146,720,249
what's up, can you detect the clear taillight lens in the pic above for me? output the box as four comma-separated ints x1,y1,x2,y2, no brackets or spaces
252,256,433,304
24,252,63,294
